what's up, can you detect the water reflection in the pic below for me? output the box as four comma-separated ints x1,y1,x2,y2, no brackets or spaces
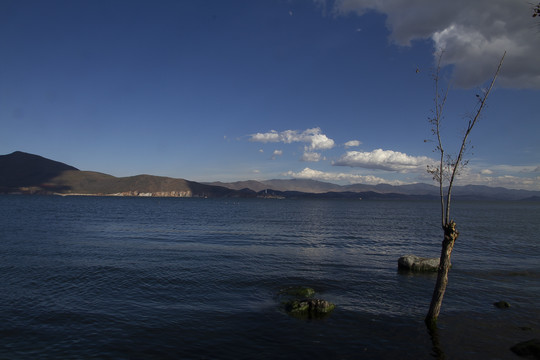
427,322,447,359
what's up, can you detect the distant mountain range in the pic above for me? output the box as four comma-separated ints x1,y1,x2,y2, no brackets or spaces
1,151,539,201
206,179,540,201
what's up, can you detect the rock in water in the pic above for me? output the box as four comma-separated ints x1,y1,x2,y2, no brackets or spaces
494,301,511,309
398,255,442,272
510,338,540,359
285,298,335,318
277,286,335,319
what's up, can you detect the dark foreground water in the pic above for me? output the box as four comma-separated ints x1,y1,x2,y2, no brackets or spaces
1,195,539,359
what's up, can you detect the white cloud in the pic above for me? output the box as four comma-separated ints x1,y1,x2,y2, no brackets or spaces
344,140,361,147
480,169,493,175
330,0,540,88
251,131,280,143
284,167,406,185
334,148,435,172
271,149,283,160
249,127,335,151
306,131,336,150
284,166,540,189
301,152,322,162
480,164,540,174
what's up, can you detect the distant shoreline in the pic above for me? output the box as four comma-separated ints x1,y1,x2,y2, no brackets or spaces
2,151,540,201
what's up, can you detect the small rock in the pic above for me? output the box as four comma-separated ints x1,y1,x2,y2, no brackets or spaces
285,298,335,318
510,338,540,359
398,255,442,272
278,286,335,319
494,301,511,309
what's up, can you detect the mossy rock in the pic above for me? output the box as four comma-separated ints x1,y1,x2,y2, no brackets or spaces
284,298,335,319
277,286,335,319
286,299,311,313
398,255,442,272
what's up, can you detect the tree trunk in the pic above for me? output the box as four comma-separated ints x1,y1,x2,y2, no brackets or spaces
425,221,459,326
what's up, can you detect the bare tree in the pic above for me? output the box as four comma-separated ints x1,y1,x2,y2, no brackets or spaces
533,2,540,17
424,51,506,327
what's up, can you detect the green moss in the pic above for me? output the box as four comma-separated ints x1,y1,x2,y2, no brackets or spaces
277,286,335,319
284,298,335,319
286,300,310,313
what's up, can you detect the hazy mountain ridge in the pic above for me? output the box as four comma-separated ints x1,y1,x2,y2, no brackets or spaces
207,179,540,201
1,151,539,200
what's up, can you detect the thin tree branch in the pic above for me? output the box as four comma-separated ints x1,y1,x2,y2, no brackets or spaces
432,51,449,229
444,51,506,224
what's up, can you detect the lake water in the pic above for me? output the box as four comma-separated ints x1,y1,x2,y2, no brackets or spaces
1,195,539,359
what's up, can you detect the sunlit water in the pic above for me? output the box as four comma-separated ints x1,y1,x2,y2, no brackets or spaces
1,195,539,359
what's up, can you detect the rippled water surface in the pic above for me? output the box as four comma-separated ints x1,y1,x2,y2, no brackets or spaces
1,195,539,359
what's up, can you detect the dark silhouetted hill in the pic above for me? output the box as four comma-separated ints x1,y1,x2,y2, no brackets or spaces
0,151,78,191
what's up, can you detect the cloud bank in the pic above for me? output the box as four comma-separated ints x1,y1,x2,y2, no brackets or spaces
334,149,434,172
284,167,405,185
250,127,335,161
250,127,335,150
247,128,539,190
330,0,540,88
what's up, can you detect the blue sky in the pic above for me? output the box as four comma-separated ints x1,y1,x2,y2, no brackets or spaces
1,0,539,190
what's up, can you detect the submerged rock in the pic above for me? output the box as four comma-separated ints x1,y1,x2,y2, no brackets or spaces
277,286,335,319
398,255,442,272
510,338,540,359
285,298,335,317
494,300,511,309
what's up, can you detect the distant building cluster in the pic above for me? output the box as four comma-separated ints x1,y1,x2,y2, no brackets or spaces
111,190,193,197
